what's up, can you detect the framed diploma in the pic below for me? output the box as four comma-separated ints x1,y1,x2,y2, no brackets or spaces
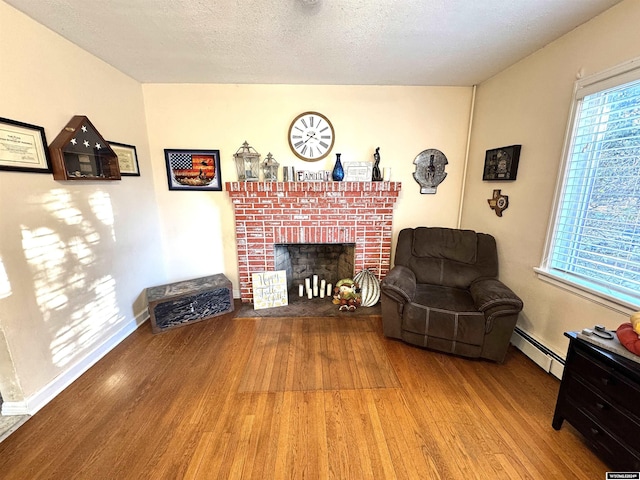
0,117,52,173
108,141,140,176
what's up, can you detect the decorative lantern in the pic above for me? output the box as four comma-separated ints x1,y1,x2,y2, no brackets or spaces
233,141,261,181
262,153,279,181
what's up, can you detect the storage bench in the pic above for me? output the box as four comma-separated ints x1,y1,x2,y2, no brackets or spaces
146,274,234,333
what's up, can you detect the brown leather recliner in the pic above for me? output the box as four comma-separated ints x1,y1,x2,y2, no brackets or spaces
380,227,523,362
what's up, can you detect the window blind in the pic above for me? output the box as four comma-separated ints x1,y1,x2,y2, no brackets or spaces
549,77,640,306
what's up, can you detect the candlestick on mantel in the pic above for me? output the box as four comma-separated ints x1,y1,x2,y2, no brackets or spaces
299,284,304,297
305,278,311,291
320,279,326,291
307,288,313,299
320,288,325,298
313,275,318,287
313,286,318,297
327,283,332,297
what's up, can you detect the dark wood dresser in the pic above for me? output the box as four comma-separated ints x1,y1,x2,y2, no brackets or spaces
553,331,640,471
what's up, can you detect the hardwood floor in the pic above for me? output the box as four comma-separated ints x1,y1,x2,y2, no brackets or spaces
0,310,607,479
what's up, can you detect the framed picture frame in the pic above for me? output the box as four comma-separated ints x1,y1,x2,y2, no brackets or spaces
343,161,373,181
483,145,521,181
108,141,140,176
0,117,52,173
164,149,222,191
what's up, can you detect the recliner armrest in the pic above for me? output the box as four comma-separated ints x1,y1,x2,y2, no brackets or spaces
470,277,523,313
381,265,417,304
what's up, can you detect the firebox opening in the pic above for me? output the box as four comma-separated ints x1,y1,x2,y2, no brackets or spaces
274,243,355,293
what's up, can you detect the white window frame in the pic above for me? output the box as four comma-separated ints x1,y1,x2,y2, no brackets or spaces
535,57,640,315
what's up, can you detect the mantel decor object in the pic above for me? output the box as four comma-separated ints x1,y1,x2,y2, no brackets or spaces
413,148,448,194
343,161,372,181
262,152,279,181
48,115,120,180
483,145,521,180
372,147,383,181
233,141,260,181
331,153,344,181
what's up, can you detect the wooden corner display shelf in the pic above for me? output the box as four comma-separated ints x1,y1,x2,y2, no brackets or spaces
49,115,121,180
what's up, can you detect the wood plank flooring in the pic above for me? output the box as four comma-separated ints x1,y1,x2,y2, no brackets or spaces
0,311,608,479
239,317,399,392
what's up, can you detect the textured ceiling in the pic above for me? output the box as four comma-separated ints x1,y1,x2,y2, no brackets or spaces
5,0,623,86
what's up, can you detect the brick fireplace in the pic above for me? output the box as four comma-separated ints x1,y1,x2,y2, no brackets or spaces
226,181,402,302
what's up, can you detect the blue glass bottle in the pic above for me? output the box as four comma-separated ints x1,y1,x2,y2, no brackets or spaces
332,153,344,181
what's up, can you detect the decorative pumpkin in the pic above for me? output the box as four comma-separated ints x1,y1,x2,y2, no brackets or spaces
353,269,381,307
616,322,640,356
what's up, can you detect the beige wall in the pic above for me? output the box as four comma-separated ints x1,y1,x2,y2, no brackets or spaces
462,0,640,355
142,84,474,290
0,2,166,405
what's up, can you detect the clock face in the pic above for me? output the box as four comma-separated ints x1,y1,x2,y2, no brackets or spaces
288,112,335,161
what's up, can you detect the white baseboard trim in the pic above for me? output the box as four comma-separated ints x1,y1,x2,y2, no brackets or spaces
510,327,565,380
1,310,149,416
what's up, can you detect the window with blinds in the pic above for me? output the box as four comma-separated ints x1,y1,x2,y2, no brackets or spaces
539,60,640,310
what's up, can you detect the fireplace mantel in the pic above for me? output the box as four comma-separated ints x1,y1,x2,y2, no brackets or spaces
226,181,402,302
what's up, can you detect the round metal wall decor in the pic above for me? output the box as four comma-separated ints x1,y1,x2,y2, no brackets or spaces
413,148,448,194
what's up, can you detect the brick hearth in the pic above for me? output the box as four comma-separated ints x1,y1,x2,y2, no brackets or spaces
226,181,402,302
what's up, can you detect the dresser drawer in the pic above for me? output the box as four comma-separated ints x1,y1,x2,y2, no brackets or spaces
563,405,640,472
565,373,640,452
570,343,640,416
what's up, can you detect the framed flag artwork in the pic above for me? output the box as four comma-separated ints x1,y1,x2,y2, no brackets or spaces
164,149,222,191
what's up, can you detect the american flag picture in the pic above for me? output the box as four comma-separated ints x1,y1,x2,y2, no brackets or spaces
164,149,222,191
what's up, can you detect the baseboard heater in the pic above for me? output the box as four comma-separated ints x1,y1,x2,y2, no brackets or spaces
510,327,566,379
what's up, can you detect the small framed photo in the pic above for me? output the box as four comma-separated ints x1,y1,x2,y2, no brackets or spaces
108,141,140,176
343,161,373,181
0,117,52,173
483,145,521,181
164,149,222,191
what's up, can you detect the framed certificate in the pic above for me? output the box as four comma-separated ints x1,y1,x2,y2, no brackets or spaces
0,117,52,173
109,141,140,176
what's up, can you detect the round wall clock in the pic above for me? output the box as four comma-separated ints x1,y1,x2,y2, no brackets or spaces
288,112,335,161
